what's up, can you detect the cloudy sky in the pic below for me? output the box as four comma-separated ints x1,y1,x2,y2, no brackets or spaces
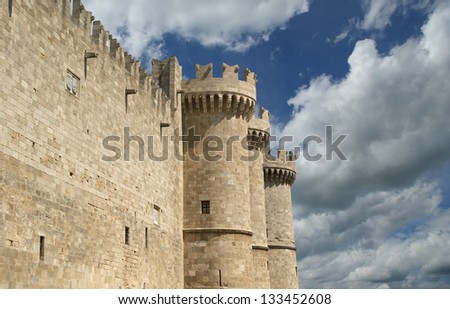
83,0,450,288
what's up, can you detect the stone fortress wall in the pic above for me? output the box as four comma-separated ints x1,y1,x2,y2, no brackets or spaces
0,0,298,289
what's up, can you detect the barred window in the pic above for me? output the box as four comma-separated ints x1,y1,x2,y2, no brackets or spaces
66,70,79,96
201,201,210,214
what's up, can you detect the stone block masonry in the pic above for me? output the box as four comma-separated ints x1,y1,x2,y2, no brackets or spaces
0,0,298,288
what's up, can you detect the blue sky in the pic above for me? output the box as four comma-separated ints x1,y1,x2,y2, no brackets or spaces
84,0,450,288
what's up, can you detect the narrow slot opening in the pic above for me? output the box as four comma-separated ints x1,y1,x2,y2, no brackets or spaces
145,227,148,249
39,236,45,261
125,226,130,245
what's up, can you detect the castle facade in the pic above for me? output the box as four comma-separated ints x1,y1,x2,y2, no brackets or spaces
0,0,297,288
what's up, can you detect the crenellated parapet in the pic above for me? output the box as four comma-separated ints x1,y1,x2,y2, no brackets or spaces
82,2,152,87
181,64,257,120
90,18,153,86
248,107,271,150
22,0,173,113
264,150,297,185
88,19,151,85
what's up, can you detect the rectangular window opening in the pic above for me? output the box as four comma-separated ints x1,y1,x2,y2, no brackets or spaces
66,70,80,96
218,269,222,287
125,226,130,245
69,0,74,16
201,200,210,214
39,236,45,261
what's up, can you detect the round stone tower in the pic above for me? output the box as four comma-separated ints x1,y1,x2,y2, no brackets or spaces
247,108,271,288
182,63,257,288
264,150,298,288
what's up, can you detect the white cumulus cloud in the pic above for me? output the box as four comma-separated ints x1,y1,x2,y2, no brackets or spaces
298,181,450,288
281,2,450,287
284,2,450,215
360,0,436,30
83,0,309,60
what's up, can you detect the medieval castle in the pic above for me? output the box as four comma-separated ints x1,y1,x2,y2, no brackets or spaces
0,0,298,288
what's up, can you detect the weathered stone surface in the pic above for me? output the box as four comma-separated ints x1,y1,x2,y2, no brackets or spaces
0,0,298,289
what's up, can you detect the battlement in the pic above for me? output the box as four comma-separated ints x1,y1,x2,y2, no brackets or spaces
193,63,257,85
11,0,175,109
277,149,297,162
263,150,297,185
248,107,271,132
88,14,174,111
266,150,297,169
195,64,213,80
181,63,258,120
181,63,257,100
79,3,151,83
248,108,271,149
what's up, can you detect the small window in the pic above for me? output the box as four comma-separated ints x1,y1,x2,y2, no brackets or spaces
66,70,80,96
153,206,160,225
39,236,45,261
201,201,210,214
125,226,130,245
